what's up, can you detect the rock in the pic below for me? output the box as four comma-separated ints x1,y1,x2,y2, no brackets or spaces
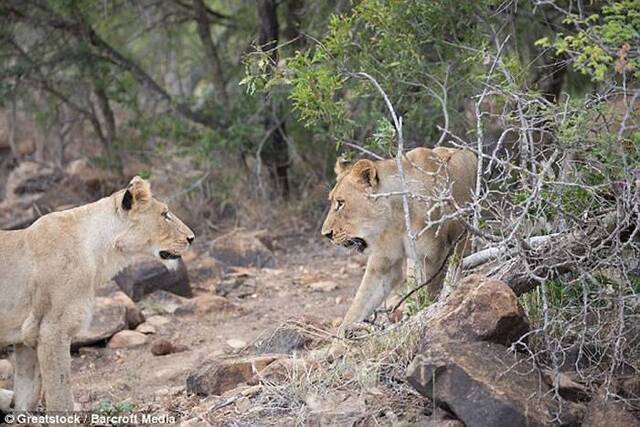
107,330,148,349
150,339,189,356
189,256,225,283
111,291,145,329
255,326,308,355
582,395,640,427
73,298,127,348
114,259,192,302
406,340,583,427
209,231,275,268
226,339,246,350
215,276,257,299
542,369,589,402
78,347,102,357
145,315,172,328
135,323,157,335
186,355,282,396
0,389,13,412
309,280,339,292
174,295,237,316
306,392,367,426
140,290,189,315
252,357,313,384
431,274,529,346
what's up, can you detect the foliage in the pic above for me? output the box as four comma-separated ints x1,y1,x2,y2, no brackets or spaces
538,0,640,81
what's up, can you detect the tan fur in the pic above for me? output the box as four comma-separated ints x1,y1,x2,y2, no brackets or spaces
322,147,477,334
0,176,194,412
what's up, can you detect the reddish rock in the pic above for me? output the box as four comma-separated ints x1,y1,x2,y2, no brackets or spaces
431,274,529,346
186,354,284,396
107,330,148,349
150,339,189,356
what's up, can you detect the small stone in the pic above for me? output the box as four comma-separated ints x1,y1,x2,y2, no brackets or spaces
107,330,148,349
309,280,338,292
140,290,189,315
186,354,283,396
145,315,172,327
226,339,246,350
78,347,102,357
150,339,189,356
255,327,308,355
135,323,157,335
175,295,237,316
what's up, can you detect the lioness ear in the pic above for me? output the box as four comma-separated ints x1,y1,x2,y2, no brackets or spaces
334,156,353,176
122,176,152,210
351,159,378,188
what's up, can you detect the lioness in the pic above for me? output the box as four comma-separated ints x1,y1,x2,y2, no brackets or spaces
322,147,476,335
0,176,194,412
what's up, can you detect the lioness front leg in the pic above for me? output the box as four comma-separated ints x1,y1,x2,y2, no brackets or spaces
13,344,42,411
37,321,74,412
339,254,404,336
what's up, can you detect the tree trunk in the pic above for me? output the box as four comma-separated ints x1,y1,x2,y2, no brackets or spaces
194,0,228,105
257,0,290,199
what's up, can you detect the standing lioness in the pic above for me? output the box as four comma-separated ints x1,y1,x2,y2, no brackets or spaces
322,147,476,335
0,176,194,412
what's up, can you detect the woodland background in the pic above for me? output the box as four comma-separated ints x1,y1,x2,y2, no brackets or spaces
0,0,639,424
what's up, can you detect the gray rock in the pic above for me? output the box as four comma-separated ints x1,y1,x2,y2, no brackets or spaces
140,290,189,315
406,339,584,427
73,299,127,348
114,259,192,302
255,326,308,355
209,232,275,268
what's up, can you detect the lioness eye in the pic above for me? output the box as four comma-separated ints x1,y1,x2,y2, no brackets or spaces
335,200,345,211
162,211,170,220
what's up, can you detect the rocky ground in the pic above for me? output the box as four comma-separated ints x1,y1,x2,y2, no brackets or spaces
1,161,639,426
72,232,367,421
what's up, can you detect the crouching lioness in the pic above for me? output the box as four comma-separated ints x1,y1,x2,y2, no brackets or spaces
0,176,194,412
322,147,476,335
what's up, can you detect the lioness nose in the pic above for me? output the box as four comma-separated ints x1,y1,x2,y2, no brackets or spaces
187,236,195,245
323,231,333,240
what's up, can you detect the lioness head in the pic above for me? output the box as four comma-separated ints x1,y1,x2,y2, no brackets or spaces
114,176,195,263
321,158,390,253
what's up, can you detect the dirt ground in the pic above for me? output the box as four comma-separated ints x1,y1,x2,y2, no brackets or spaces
70,232,369,422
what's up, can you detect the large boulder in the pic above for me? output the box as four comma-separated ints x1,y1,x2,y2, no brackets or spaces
114,259,192,302
405,275,585,427
73,297,127,348
209,231,275,268
406,340,584,427
186,354,283,396
430,274,529,346
582,395,640,427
